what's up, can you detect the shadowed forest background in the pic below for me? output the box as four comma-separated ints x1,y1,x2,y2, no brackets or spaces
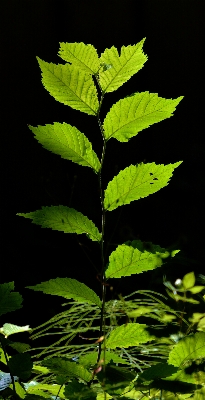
1,0,205,327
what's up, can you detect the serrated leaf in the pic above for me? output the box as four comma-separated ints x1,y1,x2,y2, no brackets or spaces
103,92,183,141
37,57,99,115
106,323,154,349
104,162,182,211
64,380,97,399
17,206,101,242
0,282,23,316
26,277,101,308
29,123,101,173
182,272,195,289
168,332,205,368
105,240,167,279
8,341,31,353
98,39,147,93
58,42,100,75
0,324,31,338
42,357,92,382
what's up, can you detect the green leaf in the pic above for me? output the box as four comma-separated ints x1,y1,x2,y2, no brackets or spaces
106,323,154,349
26,382,65,399
8,353,33,380
58,42,100,75
64,380,97,399
139,363,178,381
104,162,182,211
168,332,205,368
29,123,101,173
105,240,167,279
188,286,205,294
182,272,195,289
27,277,101,308
0,283,23,317
103,92,184,142
37,57,99,115
0,324,31,338
79,351,129,367
98,38,147,93
17,206,101,242
8,341,31,353
42,357,92,382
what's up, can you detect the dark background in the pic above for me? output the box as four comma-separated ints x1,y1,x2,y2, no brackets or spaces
1,0,204,326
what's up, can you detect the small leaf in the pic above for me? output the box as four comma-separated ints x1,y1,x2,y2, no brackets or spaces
106,323,154,349
168,332,205,368
197,317,205,331
127,306,153,318
27,278,101,308
42,357,92,382
58,42,100,75
17,206,102,242
37,57,99,115
103,92,183,142
188,286,205,294
105,240,167,279
99,39,147,93
182,272,195,289
104,162,182,211
0,324,31,338
29,123,101,173
0,283,23,316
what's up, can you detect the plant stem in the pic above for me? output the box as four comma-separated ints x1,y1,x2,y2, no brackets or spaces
96,92,107,364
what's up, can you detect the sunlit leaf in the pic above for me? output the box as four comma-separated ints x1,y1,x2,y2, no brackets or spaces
182,272,195,290
0,324,31,338
17,206,101,242
37,57,99,115
106,323,154,349
168,332,205,368
27,277,101,308
29,123,101,173
42,357,92,382
58,42,100,75
103,92,183,141
104,162,182,211
105,240,167,279
99,39,147,93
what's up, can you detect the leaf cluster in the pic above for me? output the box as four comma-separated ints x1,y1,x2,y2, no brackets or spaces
1,40,203,400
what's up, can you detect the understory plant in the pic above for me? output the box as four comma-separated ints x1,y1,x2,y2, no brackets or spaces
1,39,205,399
